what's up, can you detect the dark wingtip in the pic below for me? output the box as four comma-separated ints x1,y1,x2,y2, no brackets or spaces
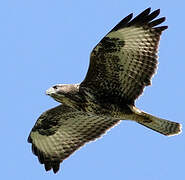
127,8,167,29
138,7,151,18
143,7,151,14
31,144,38,155
111,13,133,32
44,161,60,173
44,163,52,172
125,13,134,22
111,8,166,32
159,25,168,31
127,7,151,26
155,8,160,14
149,17,166,27
27,134,32,143
53,164,60,174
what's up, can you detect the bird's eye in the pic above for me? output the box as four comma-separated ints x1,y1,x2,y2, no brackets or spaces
53,85,57,89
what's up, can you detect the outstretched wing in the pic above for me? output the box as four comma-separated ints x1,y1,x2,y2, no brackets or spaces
81,8,167,105
28,105,120,173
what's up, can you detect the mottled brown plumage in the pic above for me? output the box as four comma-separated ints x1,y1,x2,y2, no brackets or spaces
82,8,167,104
28,8,182,173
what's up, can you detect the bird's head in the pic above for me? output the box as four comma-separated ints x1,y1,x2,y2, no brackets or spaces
46,84,80,104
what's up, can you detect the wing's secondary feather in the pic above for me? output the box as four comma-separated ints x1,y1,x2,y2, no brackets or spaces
28,105,120,173
81,8,167,105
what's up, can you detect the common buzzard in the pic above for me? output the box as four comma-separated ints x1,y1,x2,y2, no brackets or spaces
28,8,182,173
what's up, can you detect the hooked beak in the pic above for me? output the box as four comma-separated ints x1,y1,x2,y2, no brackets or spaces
46,87,55,95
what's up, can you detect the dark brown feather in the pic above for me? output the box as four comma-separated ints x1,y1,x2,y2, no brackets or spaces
28,105,120,173
81,8,167,104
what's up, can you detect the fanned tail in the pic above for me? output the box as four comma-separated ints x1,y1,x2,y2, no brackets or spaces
130,106,182,136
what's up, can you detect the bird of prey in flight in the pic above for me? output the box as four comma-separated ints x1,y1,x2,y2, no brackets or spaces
28,8,182,173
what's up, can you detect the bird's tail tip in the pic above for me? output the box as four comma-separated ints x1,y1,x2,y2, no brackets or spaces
130,106,182,136
138,113,182,136
166,122,182,136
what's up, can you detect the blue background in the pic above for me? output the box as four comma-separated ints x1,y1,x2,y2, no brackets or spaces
1,0,185,179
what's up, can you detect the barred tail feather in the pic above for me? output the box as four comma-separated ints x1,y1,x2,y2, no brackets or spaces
137,112,182,136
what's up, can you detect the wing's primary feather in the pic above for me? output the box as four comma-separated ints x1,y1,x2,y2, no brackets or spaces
28,105,120,173
81,8,168,105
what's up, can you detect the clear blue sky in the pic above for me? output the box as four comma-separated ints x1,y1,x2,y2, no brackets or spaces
1,0,185,179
